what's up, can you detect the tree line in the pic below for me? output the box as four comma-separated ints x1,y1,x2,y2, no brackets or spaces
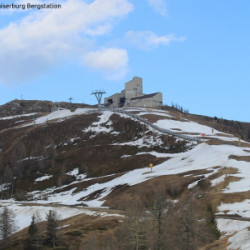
0,188,220,249
0,207,60,249
81,190,220,250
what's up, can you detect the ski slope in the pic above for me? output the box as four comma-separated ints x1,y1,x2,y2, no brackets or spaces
1,107,250,249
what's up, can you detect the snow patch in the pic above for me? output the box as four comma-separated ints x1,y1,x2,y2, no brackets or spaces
84,111,117,134
217,200,250,218
0,183,10,191
66,168,79,176
136,151,170,158
228,228,250,250
22,108,96,127
154,119,219,136
35,175,53,182
0,113,36,120
217,219,250,250
211,175,226,186
121,155,132,158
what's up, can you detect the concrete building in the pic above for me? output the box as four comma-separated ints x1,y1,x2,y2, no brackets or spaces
125,77,143,99
104,77,163,108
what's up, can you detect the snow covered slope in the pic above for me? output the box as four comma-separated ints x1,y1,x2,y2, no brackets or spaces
1,106,250,249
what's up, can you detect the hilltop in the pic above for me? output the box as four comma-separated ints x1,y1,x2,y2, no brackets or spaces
0,99,94,117
0,100,250,249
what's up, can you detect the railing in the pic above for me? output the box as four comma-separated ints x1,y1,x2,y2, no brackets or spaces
86,108,203,142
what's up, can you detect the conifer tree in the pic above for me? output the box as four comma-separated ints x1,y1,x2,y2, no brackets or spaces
0,207,16,244
28,214,40,249
46,210,58,248
28,214,38,237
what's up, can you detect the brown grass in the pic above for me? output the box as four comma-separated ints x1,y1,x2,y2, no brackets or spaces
140,114,171,123
103,173,203,209
207,138,250,147
229,155,250,162
52,173,123,195
200,236,230,250
9,210,123,250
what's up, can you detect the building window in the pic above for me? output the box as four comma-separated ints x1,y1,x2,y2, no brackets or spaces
119,97,126,107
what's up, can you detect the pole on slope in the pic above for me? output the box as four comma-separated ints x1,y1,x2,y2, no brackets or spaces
91,90,106,109
149,163,153,172
69,97,73,111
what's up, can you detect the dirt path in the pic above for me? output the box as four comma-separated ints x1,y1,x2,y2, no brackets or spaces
216,214,250,222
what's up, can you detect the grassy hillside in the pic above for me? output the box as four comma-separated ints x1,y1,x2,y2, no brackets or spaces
0,100,250,249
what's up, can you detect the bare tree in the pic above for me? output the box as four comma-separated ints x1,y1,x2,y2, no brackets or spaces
124,201,146,250
10,141,27,178
175,194,199,250
151,190,173,250
0,165,13,200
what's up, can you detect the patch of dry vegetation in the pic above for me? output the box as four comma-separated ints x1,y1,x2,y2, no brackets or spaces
140,114,171,123
206,138,250,147
6,212,122,250
229,155,250,162
200,237,229,250
190,167,250,217
103,175,191,209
